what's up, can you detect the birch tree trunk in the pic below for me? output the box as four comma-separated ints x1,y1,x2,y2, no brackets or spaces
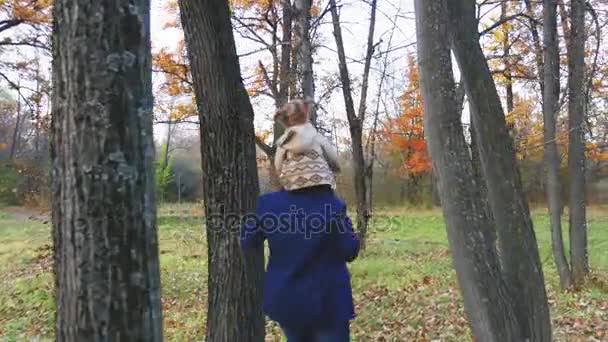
178,0,265,340
447,1,552,340
50,0,163,340
414,1,520,339
567,0,589,285
543,0,572,290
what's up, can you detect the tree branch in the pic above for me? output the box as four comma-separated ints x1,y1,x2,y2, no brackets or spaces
356,0,379,124
0,19,24,33
255,136,275,158
479,12,539,36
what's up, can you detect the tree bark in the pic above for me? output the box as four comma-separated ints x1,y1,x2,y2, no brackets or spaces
543,0,572,290
278,1,293,107
50,0,163,340
9,87,21,162
329,0,373,249
447,1,552,340
162,119,173,172
567,0,588,285
293,0,315,121
414,1,520,339
524,0,544,94
500,2,514,115
178,0,265,341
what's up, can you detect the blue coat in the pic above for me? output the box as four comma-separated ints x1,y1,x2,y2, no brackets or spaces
240,186,360,330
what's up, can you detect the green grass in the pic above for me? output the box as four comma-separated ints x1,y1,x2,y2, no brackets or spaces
0,205,606,341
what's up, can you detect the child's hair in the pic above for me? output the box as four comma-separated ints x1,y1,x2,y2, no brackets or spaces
274,98,313,127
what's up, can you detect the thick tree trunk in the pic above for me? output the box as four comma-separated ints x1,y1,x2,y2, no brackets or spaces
414,1,520,339
567,0,588,285
468,120,496,247
50,0,163,340
178,0,265,341
543,0,572,290
329,0,375,248
447,1,552,341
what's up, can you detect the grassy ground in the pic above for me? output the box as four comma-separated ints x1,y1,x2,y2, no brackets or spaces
0,204,607,341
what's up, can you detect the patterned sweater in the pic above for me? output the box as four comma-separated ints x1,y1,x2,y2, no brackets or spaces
274,123,341,190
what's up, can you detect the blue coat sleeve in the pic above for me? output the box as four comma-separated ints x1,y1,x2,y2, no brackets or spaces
240,203,265,252
331,203,360,262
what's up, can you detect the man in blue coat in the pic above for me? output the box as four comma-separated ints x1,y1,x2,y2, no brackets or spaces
241,184,360,342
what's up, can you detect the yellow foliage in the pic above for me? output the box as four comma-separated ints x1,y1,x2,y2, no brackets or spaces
246,64,266,97
7,0,52,24
255,129,272,143
230,0,277,10
587,143,608,162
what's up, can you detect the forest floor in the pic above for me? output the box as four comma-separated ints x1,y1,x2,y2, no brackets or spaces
0,204,607,341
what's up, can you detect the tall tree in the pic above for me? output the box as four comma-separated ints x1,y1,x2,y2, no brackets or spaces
329,0,377,248
414,1,521,339
178,0,265,341
293,0,314,103
8,80,21,161
446,0,552,340
543,0,573,290
50,0,163,340
499,1,514,114
567,0,588,285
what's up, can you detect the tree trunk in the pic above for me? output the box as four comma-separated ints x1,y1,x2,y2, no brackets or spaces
329,0,375,249
162,119,172,171
293,0,315,121
414,1,520,339
567,0,588,286
524,0,544,94
447,1,552,340
50,0,163,340
9,84,21,162
278,1,293,107
178,0,265,341
468,120,496,248
543,0,572,290
500,2,514,115
266,2,294,191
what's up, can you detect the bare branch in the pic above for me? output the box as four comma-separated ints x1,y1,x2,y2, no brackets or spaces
255,136,275,158
479,12,539,36
0,19,24,33
357,0,378,124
